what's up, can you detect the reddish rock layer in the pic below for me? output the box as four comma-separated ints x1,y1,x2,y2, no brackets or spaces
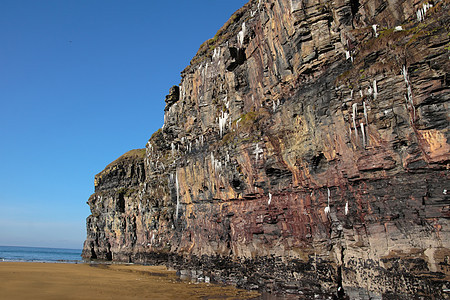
83,0,449,298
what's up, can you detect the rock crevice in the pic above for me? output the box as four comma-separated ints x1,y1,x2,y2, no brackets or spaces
83,0,449,298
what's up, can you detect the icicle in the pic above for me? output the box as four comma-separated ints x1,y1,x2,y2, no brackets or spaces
360,123,366,148
212,47,221,60
219,111,229,137
175,171,180,220
150,233,155,245
373,79,378,100
402,65,416,121
352,103,358,137
268,193,272,205
345,50,351,60
345,201,349,215
345,49,353,62
324,188,331,214
372,24,379,38
210,152,222,172
417,9,423,22
272,100,277,112
253,144,264,162
417,3,433,22
171,143,176,156
236,118,242,129
237,22,246,47
402,65,408,83
363,101,368,124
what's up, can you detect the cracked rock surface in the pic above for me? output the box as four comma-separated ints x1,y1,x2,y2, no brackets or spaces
83,0,449,298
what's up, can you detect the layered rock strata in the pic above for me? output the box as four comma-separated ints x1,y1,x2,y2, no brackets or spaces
83,0,450,298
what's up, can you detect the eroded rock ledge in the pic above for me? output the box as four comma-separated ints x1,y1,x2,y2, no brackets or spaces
83,0,450,298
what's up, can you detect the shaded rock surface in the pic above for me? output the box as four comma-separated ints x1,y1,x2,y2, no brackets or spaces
83,0,450,298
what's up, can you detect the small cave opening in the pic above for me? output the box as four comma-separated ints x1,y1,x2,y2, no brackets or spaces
310,153,327,173
230,178,244,192
117,192,125,213
350,0,360,16
106,243,113,261
90,243,97,260
226,47,247,71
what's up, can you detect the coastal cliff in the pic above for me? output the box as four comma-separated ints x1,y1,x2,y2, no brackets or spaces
83,0,450,298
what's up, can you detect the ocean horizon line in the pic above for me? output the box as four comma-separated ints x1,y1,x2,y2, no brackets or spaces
0,244,82,251
0,245,83,263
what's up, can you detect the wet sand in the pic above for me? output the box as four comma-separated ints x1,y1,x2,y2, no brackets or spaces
0,262,260,300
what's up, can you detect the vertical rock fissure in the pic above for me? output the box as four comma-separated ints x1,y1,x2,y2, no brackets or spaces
82,0,450,297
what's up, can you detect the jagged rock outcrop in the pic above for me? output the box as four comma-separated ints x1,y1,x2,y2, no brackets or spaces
83,0,450,298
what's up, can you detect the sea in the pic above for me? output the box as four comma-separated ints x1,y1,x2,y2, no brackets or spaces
0,246,82,263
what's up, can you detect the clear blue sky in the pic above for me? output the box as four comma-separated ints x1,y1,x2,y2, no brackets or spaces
0,0,248,249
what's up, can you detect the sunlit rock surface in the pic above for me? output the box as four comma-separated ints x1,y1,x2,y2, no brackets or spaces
83,0,449,298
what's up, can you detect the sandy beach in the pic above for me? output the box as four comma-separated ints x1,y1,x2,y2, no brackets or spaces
0,262,260,300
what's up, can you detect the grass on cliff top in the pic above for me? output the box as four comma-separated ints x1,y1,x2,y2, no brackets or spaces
100,148,146,174
187,2,252,69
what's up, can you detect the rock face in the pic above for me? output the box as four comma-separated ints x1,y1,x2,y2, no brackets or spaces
83,0,450,298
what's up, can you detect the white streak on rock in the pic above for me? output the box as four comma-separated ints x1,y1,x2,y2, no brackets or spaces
211,152,222,172
360,123,366,148
417,3,433,22
171,142,176,156
324,188,331,214
345,50,351,60
363,101,368,124
253,144,264,162
352,103,358,137
402,65,416,120
372,24,378,37
237,22,246,47
175,171,180,220
373,79,378,99
212,47,221,60
219,111,229,137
